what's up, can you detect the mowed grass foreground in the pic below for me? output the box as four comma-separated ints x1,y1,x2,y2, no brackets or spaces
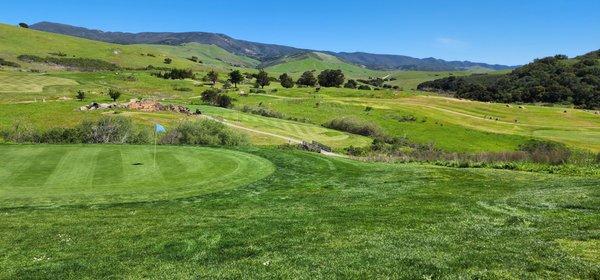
0,145,598,278
0,145,273,207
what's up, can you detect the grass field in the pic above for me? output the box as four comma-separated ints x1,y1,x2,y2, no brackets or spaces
1,18,600,279
0,145,274,207
0,145,598,278
230,88,600,152
1,69,597,152
0,71,78,93
264,52,385,78
192,105,372,148
0,24,254,70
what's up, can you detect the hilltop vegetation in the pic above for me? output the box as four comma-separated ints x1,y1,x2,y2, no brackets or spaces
30,21,514,71
418,50,600,109
0,24,253,70
264,52,382,78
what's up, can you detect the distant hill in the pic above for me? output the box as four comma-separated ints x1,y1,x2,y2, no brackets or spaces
29,22,306,62
332,52,514,71
417,50,600,109
0,24,258,70
29,21,514,71
262,52,380,77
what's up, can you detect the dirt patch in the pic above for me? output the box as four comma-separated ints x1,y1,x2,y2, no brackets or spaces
79,99,194,115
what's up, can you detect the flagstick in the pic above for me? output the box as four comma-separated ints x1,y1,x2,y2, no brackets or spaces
153,129,157,168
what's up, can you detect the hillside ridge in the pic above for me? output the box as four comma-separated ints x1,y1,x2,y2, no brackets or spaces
30,21,513,71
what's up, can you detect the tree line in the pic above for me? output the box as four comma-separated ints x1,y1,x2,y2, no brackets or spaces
417,50,600,109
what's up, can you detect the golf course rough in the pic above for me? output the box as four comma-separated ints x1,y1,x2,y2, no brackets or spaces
0,145,275,207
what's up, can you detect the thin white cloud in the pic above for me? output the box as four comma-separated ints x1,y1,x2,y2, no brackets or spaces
435,37,468,48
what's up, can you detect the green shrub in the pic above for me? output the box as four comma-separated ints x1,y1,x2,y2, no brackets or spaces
279,73,294,88
519,139,571,164
108,89,121,101
76,90,86,101
17,55,118,71
241,105,284,118
173,86,192,92
249,88,267,94
152,68,194,80
201,89,232,108
0,117,150,144
159,119,248,146
323,117,384,137
0,58,20,68
344,79,358,89
394,114,417,122
76,117,149,144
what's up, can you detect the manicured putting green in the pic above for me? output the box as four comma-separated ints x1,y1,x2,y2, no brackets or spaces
0,145,274,207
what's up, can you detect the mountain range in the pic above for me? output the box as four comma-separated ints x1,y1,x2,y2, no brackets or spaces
30,22,514,71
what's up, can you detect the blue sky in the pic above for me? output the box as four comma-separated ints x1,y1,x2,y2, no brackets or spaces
1,0,599,65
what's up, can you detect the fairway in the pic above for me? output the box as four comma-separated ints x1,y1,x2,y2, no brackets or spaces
0,145,274,207
0,72,78,93
1,147,598,278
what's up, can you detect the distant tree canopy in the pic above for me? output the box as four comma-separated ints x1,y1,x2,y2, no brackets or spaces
318,69,345,87
206,70,218,86
279,73,294,88
108,89,121,101
152,68,194,80
201,89,232,108
344,79,358,89
296,71,317,87
228,70,243,88
17,55,118,71
163,57,172,64
418,50,600,109
18,23,29,28
76,90,86,101
256,70,270,88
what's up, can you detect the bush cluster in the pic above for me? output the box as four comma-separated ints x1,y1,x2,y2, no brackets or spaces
347,137,578,167
17,55,119,71
418,52,600,109
152,69,194,80
1,117,150,144
518,139,571,164
249,88,267,94
317,69,345,87
1,118,248,147
323,117,384,137
200,89,233,108
0,58,20,68
241,105,284,118
159,120,248,146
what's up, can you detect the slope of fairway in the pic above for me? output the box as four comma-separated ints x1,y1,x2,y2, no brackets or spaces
192,105,372,148
0,71,78,93
349,95,600,151
0,147,598,278
231,89,600,152
0,145,274,207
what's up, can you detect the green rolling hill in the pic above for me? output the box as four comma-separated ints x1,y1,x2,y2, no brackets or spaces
0,24,256,70
263,52,385,78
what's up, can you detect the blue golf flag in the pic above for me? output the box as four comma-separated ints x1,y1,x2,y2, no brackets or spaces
155,123,166,133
